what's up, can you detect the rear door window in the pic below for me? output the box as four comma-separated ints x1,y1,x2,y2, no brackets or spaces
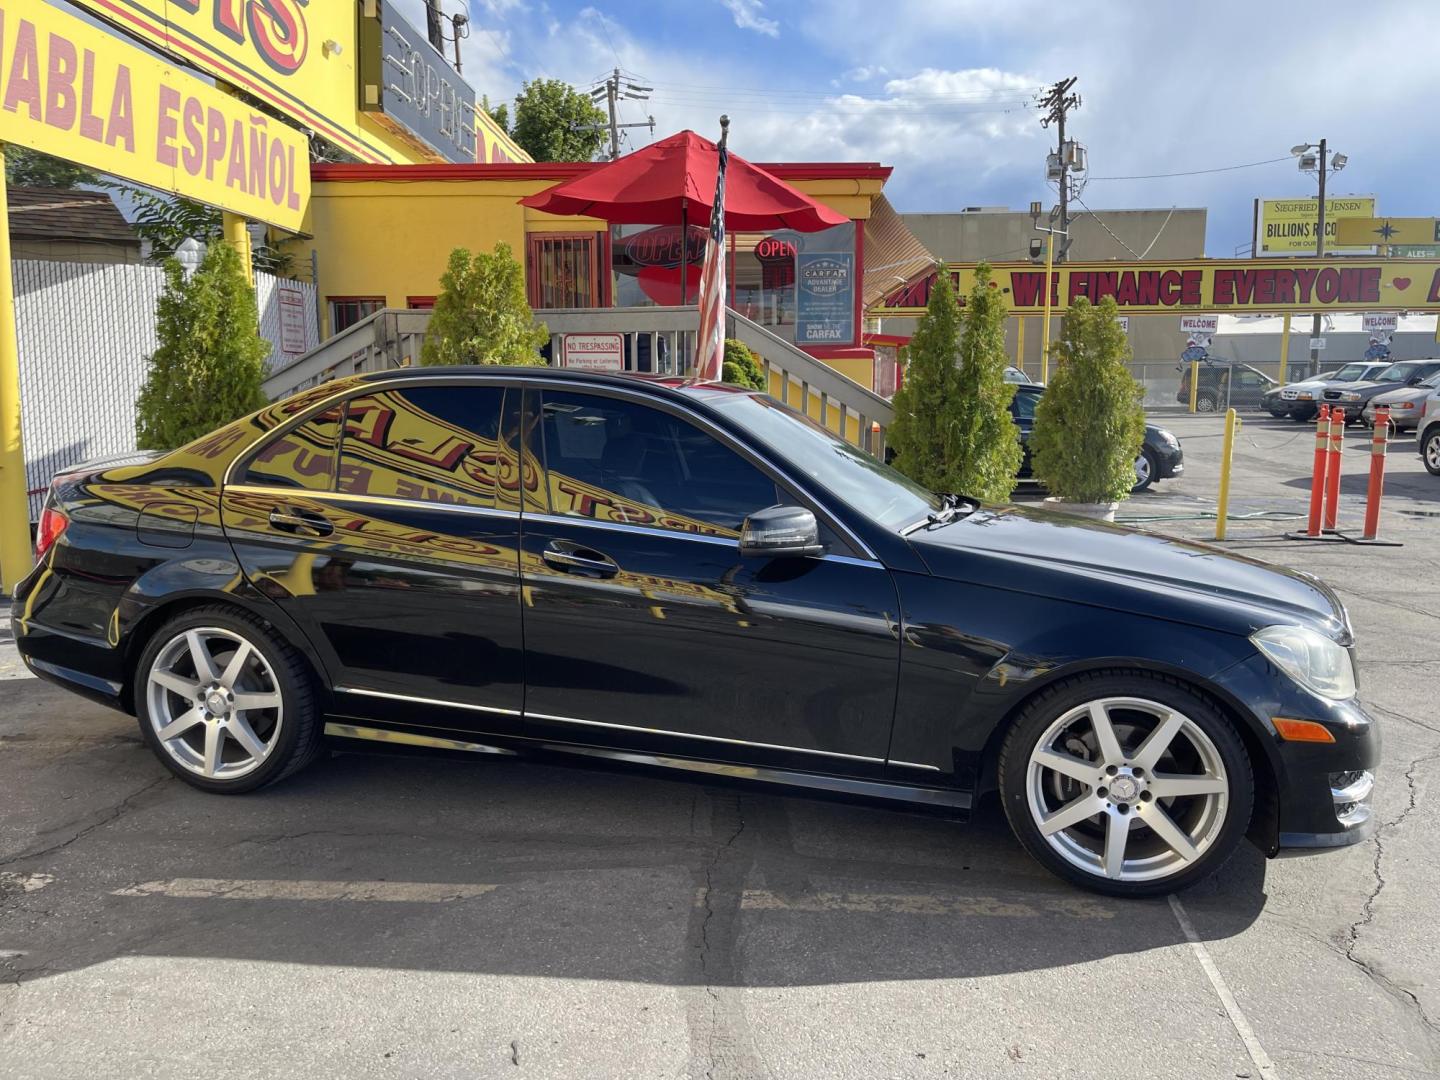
337,385,506,508
242,406,342,490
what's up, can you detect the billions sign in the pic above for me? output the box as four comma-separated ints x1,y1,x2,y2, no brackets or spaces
0,0,309,230
873,260,1440,317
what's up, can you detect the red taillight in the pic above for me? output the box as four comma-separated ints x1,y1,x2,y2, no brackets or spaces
35,506,68,560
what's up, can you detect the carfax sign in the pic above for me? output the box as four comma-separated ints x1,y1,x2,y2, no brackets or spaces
795,253,854,344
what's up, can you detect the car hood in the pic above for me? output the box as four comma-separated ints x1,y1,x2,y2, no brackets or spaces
906,504,1349,641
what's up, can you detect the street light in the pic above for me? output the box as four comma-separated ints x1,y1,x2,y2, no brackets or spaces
1291,140,1347,375
175,237,205,278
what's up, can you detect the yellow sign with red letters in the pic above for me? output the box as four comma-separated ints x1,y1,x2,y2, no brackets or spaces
0,0,309,230
872,259,1440,317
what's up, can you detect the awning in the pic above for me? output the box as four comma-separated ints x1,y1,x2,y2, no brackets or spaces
862,196,936,307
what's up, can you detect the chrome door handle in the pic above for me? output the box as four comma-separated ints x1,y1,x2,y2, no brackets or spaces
268,509,333,537
542,543,618,577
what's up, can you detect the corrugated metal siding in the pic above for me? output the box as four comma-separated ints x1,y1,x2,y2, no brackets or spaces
12,259,318,518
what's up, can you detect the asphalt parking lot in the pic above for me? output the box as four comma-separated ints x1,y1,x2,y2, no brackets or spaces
2,411,1438,1080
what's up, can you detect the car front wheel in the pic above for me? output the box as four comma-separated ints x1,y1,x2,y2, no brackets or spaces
135,606,321,793
998,673,1253,897
1132,448,1158,493
1423,427,1440,476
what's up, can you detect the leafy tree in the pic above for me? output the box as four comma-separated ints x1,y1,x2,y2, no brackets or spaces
888,263,1020,501
509,79,607,162
118,187,292,276
1030,296,1146,503
721,339,765,390
135,242,270,450
420,243,548,366
4,147,99,188
481,95,510,134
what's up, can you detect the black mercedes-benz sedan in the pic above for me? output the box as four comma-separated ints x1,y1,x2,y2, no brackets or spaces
11,368,1378,897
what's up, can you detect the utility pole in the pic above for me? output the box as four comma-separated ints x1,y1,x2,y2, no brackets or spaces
1311,136,1328,378
591,70,655,160
1038,77,1080,262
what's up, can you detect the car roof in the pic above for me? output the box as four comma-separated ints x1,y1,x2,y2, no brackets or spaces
354,366,757,403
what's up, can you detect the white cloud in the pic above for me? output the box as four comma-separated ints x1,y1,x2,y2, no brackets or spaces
718,0,780,37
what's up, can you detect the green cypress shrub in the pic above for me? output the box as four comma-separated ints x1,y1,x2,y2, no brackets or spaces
1030,296,1146,503
888,262,1020,501
135,241,269,450
420,243,548,366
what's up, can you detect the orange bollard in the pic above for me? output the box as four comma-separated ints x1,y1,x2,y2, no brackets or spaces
1362,407,1390,540
1306,405,1330,537
1323,406,1344,532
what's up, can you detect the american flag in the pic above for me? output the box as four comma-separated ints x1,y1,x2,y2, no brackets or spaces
694,118,729,381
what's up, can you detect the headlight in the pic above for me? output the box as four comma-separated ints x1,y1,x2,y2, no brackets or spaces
1295,392,1312,401
1156,428,1180,448
1251,624,1356,700
1340,392,1361,402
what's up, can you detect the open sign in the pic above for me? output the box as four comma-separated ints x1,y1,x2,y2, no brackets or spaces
756,237,797,261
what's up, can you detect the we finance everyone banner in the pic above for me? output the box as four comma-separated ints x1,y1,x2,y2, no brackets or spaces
0,0,309,230
873,259,1440,318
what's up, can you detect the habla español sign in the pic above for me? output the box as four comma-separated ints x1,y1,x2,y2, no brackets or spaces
0,0,308,231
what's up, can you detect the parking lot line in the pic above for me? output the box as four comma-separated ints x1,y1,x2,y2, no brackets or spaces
1169,895,1278,1079
111,878,499,903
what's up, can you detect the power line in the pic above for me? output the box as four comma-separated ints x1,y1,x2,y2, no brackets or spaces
640,78,1049,100
1086,156,1292,181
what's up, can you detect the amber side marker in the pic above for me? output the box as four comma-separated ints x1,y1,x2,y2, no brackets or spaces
1273,718,1336,743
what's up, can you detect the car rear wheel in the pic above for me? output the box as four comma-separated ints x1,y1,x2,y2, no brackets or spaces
1194,393,1217,414
1132,448,1158,493
1423,427,1440,476
136,606,321,793
998,673,1253,897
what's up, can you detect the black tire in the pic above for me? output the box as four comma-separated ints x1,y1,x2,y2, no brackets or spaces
1423,426,1440,477
1290,406,1315,423
1131,448,1158,493
997,671,1254,898
134,604,322,794
1267,406,1288,419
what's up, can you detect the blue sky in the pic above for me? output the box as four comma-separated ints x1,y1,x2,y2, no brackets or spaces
398,0,1440,257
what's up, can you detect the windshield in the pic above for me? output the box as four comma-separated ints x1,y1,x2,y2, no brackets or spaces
1331,364,1367,381
707,393,941,531
1375,363,1415,383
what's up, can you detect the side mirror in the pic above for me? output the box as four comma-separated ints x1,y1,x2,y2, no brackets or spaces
739,505,824,559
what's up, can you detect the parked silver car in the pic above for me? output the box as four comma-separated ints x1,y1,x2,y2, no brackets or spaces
1363,373,1440,432
1417,387,1440,476
1281,361,1391,422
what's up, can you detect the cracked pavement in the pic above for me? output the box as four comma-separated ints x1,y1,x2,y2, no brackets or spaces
1,412,1438,1079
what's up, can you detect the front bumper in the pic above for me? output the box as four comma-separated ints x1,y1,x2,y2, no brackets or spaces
1211,653,1380,856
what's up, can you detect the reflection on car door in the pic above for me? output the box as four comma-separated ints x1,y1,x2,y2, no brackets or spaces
517,387,902,775
222,382,527,735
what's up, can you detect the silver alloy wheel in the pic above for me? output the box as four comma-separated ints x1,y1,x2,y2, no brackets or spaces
1196,396,1217,414
1133,451,1153,487
145,627,284,780
1025,696,1229,883
1426,432,1440,472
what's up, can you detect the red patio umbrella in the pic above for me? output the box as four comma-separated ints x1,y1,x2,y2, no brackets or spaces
520,130,849,299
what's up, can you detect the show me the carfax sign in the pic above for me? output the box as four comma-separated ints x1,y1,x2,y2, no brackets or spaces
0,0,309,229
1254,196,1377,255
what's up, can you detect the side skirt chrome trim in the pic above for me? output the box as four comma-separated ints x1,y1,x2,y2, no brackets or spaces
547,743,970,809
334,686,523,717
524,710,886,764
889,759,943,772
325,722,518,756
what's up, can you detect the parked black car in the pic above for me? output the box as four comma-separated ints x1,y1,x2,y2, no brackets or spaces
1175,361,1276,413
1010,383,1183,492
13,369,1377,897
1321,359,1440,424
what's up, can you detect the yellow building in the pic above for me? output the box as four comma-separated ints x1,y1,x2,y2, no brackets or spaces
289,158,911,392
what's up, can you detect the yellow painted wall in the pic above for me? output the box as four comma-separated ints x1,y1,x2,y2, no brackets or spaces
294,173,882,339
